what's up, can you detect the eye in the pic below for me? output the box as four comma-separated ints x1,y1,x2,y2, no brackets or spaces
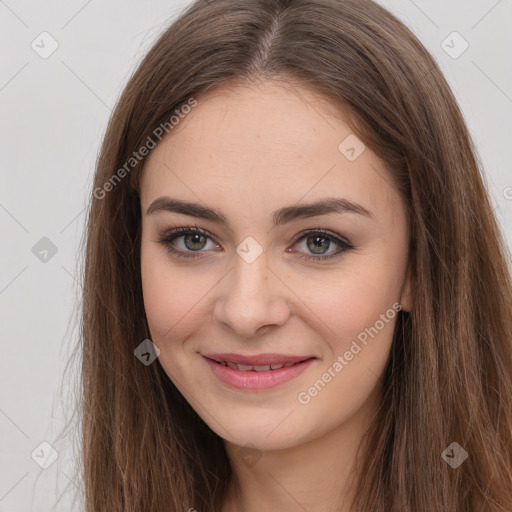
158,226,354,261
290,228,354,261
158,225,220,259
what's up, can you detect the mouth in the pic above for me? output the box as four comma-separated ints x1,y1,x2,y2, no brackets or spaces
202,353,316,371
201,353,317,390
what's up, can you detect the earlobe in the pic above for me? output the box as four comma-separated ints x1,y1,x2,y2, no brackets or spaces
399,263,413,313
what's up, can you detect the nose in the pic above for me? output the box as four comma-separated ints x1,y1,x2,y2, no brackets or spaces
212,251,291,338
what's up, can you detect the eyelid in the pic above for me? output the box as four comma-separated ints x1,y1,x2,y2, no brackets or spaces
160,225,220,253
290,227,352,246
158,225,354,261
289,228,354,261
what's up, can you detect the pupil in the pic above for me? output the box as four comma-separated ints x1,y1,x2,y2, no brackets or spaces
308,235,329,254
185,233,206,251
183,233,330,254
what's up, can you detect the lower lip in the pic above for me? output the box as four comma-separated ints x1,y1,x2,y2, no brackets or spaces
203,356,316,390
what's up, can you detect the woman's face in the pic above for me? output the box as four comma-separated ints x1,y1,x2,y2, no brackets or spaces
139,80,412,451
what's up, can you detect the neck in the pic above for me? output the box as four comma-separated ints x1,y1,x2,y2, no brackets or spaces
221,392,379,512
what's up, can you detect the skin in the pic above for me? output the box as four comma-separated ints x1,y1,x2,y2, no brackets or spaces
139,79,412,512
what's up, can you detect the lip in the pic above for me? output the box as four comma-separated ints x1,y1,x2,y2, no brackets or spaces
202,355,317,391
202,352,314,366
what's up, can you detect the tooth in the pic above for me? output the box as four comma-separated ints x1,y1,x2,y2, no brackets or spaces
226,361,238,369
237,363,253,371
253,365,271,371
270,363,284,370
283,362,295,368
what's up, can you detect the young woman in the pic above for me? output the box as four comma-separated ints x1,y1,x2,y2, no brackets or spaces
77,0,512,510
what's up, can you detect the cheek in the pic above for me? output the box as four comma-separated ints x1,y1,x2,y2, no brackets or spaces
295,244,405,394
312,283,398,381
294,278,400,440
141,242,225,359
141,241,201,339
299,258,403,342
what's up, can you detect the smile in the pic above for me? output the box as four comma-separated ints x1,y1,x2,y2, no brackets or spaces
202,354,317,390
210,360,300,371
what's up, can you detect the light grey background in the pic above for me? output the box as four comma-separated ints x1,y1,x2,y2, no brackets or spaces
1,1,511,510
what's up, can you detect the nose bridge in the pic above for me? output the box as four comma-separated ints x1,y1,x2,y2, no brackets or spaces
234,249,270,296
213,247,289,336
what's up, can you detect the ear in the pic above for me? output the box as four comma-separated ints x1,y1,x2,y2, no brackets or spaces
399,262,413,313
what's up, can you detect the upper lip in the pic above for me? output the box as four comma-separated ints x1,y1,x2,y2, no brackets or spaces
202,353,315,365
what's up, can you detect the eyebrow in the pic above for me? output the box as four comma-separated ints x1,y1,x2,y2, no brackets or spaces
146,196,374,227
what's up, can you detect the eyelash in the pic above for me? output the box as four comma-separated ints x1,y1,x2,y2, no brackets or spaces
158,225,354,262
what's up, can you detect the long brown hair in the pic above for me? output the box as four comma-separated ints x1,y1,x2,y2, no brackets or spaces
68,0,512,510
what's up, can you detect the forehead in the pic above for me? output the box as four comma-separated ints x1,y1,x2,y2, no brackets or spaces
140,80,400,224
144,80,345,170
